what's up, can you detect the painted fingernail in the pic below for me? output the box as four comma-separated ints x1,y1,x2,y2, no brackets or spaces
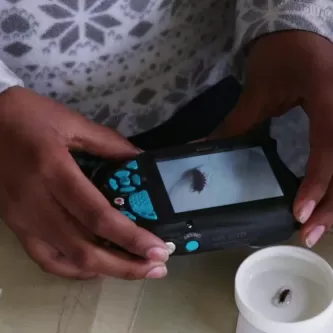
146,247,169,262
166,242,176,255
306,225,326,248
298,200,316,224
145,266,167,279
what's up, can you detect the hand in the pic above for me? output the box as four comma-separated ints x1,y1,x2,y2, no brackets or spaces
208,31,333,248
0,87,169,279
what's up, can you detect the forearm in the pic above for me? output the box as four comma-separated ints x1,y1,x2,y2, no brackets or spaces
233,0,333,80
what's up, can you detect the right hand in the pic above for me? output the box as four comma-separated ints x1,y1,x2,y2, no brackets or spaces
0,86,169,280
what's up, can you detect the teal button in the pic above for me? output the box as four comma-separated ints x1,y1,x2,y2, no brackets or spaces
131,174,141,186
129,190,154,213
120,186,136,193
185,240,199,252
115,170,131,179
126,160,138,170
128,191,158,221
108,178,118,190
119,177,131,186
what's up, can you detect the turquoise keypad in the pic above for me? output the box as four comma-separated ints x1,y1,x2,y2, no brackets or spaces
129,190,157,220
131,174,141,186
126,160,138,170
109,162,157,221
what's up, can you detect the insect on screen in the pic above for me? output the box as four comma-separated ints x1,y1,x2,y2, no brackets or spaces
156,147,284,213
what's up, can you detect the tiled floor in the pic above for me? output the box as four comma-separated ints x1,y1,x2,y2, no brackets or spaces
1,221,333,333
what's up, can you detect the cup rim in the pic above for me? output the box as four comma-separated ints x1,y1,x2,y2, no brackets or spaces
235,246,333,332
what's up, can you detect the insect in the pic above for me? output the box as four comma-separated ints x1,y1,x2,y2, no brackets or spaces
169,165,210,197
272,287,292,307
186,166,208,193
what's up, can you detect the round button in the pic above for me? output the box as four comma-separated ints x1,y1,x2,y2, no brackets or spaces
185,240,199,252
114,197,125,206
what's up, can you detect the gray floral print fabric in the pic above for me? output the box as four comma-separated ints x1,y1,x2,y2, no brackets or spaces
233,0,333,81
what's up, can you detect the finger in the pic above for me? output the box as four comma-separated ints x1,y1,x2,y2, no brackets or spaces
20,200,167,279
66,113,140,159
23,236,167,280
50,154,169,263
54,214,168,279
293,147,333,224
19,236,98,279
78,246,168,280
294,95,333,224
299,184,333,248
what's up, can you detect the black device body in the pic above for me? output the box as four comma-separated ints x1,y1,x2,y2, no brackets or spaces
90,136,300,255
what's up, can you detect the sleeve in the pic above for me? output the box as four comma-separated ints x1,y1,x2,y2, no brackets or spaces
0,60,24,94
232,0,333,81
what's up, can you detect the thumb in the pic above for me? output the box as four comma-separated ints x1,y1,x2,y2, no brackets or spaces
293,145,333,230
208,88,267,140
67,113,141,159
293,116,333,226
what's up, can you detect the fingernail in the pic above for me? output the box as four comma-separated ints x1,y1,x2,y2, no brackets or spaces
145,266,167,279
146,247,169,262
306,225,326,248
298,200,316,224
165,242,176,255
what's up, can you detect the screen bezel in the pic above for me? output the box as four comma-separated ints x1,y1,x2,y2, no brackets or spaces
137,137,299,224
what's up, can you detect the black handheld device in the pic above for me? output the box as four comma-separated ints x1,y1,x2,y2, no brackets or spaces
89,136,300,255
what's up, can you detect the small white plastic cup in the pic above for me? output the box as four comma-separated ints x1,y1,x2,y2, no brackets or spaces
235,246,333,333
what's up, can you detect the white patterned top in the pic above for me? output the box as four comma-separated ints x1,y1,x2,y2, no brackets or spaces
0,0,332,176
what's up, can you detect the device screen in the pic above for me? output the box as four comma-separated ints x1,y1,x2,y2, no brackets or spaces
156,147,284,214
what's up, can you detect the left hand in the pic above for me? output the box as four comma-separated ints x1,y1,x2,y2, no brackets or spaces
208,31,333,248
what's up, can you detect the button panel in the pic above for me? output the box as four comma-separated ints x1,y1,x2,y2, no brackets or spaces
106,160,158,222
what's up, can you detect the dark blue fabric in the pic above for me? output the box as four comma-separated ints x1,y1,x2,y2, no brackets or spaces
129,76,242,150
